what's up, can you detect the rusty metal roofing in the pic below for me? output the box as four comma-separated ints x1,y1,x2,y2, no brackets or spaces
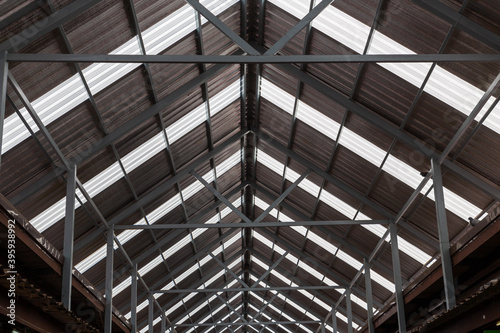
1,0,500,332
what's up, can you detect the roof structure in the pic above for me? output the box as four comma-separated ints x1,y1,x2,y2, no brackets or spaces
0,0,500,333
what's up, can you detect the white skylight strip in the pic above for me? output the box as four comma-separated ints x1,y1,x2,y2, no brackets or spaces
260,79,481,222
270,0,500,137
1,0,237,156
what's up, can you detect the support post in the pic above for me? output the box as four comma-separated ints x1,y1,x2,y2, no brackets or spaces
62,164,77,310
161,311,166,333
364,259,375,333
0,50,7,166
149,293,154,333
131,263,138,333
104,227,114,333
331,309,337,333
389,222,407,332
431,158,456,309
346,289,353,333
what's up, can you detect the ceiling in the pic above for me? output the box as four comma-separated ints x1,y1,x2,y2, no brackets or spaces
1,0,500,332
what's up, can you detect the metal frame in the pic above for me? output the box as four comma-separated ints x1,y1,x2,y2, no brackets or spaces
3,1,500,332
5,53,500,63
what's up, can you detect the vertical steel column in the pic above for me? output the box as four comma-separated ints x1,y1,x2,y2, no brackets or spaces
0,50,7,166
104,227,114,333
149,293,154,333
331,310,337,333
364,259,375,333
321,322,326,333
346,289,353,333
389,222,407,332
131,263,138,333
161,311,166,333
431,158,456,309
62,164,77,310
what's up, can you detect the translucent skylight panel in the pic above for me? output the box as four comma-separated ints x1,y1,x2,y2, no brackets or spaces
271,0,500,137
120,134,165,173
209,80,242,116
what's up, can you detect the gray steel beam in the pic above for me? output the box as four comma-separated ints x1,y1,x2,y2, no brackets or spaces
439,73,500,163
131,263,138,333
149,294,154,333
264,0,333,55
6,53,500,63
172,321,321,328
431,158,456,310
185,0,259,55
413,0,500,52
331,310,337,333
161,313,166,333
104,228,114,333
389,222,406,333
0,0,102,52
0,50,7,166
154,286,343,293
0,0,45,31
113,220,388,229
254,169,310,223
251,251,288,288
345,289,352,333
209,251,250,288
192,170,253,224
216,294,248,323
364,259,375,333
62,164,77,310
272,62,500,202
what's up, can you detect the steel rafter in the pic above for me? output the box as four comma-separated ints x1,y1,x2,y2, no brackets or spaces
6,53,500,63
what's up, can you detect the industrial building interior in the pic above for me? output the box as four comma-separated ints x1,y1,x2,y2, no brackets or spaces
0,0,500,332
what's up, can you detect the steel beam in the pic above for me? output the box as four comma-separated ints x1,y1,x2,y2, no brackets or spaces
254,169,310,223
131,263,138,333
389,222,407,333
0,0,102,52
209,251,250,288
62,164,77,310
185,0,259,55
251,251,288,287
149,294,154,333
0,50,7,166
6,53,500,63
161,312,166,333
264,0,334,55
413,0,500,51
331,310,337,333
104,228,114,333
172,321,321,328
431,158,456,310
364,259,375,333
192,170,253,224
112,220,388,229
345,289,353,333
154,285,343,293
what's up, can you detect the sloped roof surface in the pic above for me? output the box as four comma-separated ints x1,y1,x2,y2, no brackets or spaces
1,0,500,332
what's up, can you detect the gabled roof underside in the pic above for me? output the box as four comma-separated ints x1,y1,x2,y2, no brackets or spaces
1,0,500,332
